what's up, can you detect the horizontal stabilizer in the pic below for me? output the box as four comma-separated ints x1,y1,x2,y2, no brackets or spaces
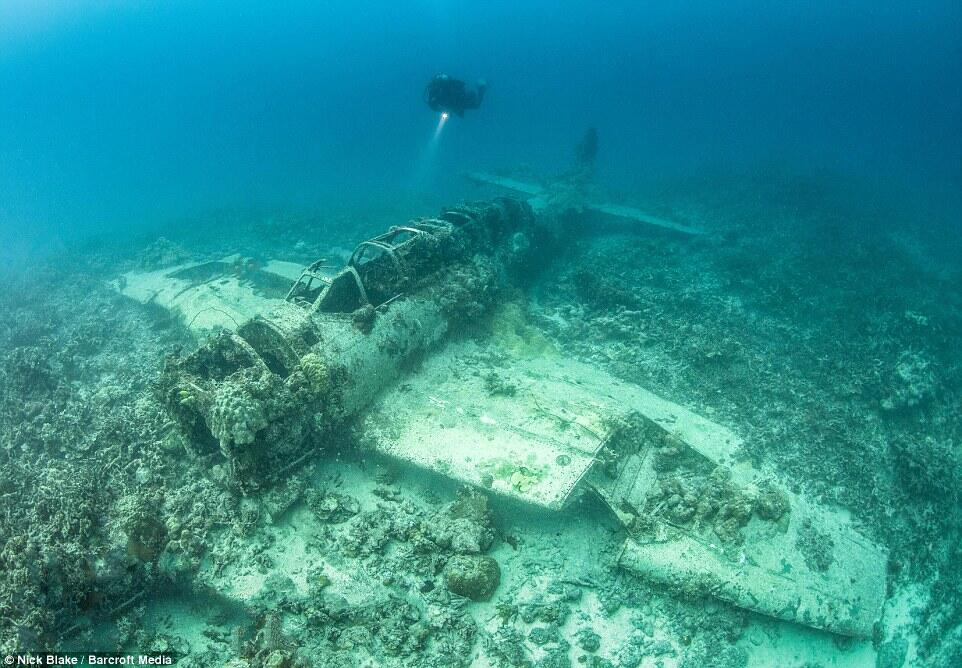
464,171,545,196
590,202,704,235
464,171,703,235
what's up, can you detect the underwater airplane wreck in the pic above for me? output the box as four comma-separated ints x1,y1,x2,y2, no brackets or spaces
117,182,886,641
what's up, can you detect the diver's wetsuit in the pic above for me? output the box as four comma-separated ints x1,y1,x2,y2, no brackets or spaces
424,74,486,116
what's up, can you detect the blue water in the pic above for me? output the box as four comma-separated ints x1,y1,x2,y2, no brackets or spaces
1,1,960,253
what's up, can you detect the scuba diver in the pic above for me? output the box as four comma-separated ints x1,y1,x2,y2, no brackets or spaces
569,127,599,186
575,127,599,168
424,74,487,117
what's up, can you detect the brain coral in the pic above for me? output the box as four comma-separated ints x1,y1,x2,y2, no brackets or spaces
208,376,268,449
298,352,331,396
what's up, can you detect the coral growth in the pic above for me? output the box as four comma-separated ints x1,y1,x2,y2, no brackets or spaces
647,463,783,545
795,517,836,572
427,488,495,554
444,555,501,601
136,237,191,270
296,352,332,398
209,373,271,449
881,350,937,411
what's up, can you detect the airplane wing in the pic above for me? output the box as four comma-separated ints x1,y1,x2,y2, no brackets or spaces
360,339,742,510
591,440,887,638
117,256,336,333
360,338,886,637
